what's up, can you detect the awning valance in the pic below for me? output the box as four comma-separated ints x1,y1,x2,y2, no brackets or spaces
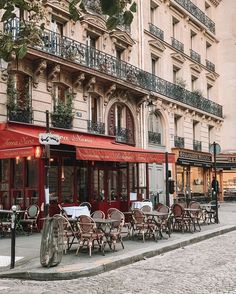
0,123,175,163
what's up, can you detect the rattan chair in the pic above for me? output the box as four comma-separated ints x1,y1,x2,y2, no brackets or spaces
76,215,105,257
106,209,125,251
20,204,40,234
91,210,105,219
171,203,194,233
79,202,92,212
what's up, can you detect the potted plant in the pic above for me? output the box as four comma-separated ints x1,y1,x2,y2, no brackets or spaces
51,92,74,129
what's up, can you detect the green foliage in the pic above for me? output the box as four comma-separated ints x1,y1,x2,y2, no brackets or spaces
0,1,137,62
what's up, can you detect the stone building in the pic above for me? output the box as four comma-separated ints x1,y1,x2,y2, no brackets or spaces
0,0,223,214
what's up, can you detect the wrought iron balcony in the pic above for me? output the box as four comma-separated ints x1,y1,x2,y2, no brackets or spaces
87,120,105,134
206,60,215,72
193,139,202,151
4,19,223,118
174,0,215,34
171,37,184,52
190,49,201,63
148,131,161,145
7,106,33,123
115,127,134,145
51,113,73,129
174,136,185,148
149,23,164,40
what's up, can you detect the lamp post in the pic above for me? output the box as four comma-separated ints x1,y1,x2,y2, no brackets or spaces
165,152,170,207
10,205,17,269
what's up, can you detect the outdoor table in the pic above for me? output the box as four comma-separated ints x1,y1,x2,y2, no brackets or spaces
184,208,202,232
62,206,90,219
131,201,153,210
143,211,170,239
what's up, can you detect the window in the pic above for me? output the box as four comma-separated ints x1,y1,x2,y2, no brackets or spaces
172,17,179,38
150,1,158,24
151,56,159,75
61,158,74,204
90,95,101,122
174,115,181,137
205,1,211,18
191,75,198,91
190,30,196,50
173,66,180,84
26,158,38,188
208,125,214,145
148,112,161,133
108,103,135,145
207,83,213,99
87,33,98,49
206,41,212,60
53,83,70,105
51,17,64,36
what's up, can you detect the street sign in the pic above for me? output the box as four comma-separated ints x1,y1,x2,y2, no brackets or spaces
39,133,60,145
210,143,221,155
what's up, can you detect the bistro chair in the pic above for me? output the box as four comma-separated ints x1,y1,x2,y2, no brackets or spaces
171,203,194,233
91,210,105,219
188,201,202,231
141,205,152,213
53,214,78,254
132,208,157,242
20,204,40,234
76,215,105,257
79,202,92,212
106,209,125,251
156,204,171,237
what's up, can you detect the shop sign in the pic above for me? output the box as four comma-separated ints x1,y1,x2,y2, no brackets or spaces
39,133,60,145
179,151,212,163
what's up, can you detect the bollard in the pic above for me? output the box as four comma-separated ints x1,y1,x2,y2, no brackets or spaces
10,205,17,269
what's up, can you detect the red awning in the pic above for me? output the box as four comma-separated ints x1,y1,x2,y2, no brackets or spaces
0,123,175,163
0,147,35,159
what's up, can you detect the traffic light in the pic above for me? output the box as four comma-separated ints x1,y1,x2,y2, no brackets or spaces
169,179,175,194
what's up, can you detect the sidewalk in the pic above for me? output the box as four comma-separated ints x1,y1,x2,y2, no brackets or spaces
0,202,236,281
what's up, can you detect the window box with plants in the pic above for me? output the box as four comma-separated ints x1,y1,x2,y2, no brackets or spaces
7,74,33,123
51,93,74,129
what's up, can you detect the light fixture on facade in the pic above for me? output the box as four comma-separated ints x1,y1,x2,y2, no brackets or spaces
16,156,20,165
146,98,155,112
34,146,42,158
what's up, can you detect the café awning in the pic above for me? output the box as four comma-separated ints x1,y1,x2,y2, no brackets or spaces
0,123,175,163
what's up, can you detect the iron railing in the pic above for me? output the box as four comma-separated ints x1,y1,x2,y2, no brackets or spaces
7,106,33,123
115,127,134,144
193,139,202,151
174,136,185,148
87,120,105,134
171,37,184,52
174,0,215,34
148,131,161,145
190,49,201,63
51,113,73,129
149,23,164,40
4,19,223,118
206,60,215,72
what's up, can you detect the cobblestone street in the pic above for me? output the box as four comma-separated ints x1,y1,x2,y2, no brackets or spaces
1,230,236,294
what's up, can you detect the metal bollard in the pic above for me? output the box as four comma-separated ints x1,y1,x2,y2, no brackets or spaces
10,205,17,269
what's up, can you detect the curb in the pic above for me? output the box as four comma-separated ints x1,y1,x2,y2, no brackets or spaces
1,225,236,281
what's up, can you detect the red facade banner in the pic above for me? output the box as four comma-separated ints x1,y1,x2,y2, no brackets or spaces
0,147,35,159
77,147,175,164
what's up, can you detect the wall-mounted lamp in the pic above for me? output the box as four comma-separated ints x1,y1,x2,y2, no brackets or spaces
146,98,155,112
34,146,42,158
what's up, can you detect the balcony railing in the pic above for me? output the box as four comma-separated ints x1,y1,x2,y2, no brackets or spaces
206,60,215,72
51,113,73,129
87,120,105,134
149,23,164,40
4,19,223,118
193,139,202,151
7,106,33,123
115,127,134,144
148,131,161,145
190,49,201,63
174,0,215,34
171,37,184,52
174,136,185,148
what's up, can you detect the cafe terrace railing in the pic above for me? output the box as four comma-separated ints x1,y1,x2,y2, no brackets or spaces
174,0,215,34
4,19,223,118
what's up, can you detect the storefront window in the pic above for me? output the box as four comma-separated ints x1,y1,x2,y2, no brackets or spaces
92,169,104,201
120,169,127,200
13,158,24,188
176,165,184,193
0,159,10,207
61,158,74,204
191,167,204,194
26,158,39,206
77,164,88,202
49,158,59,203
108,170,118,202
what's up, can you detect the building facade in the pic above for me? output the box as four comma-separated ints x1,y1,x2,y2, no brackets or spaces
0,0,223,216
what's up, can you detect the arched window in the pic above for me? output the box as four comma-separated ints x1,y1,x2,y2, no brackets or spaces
108,103,135,145
148,112,163,145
